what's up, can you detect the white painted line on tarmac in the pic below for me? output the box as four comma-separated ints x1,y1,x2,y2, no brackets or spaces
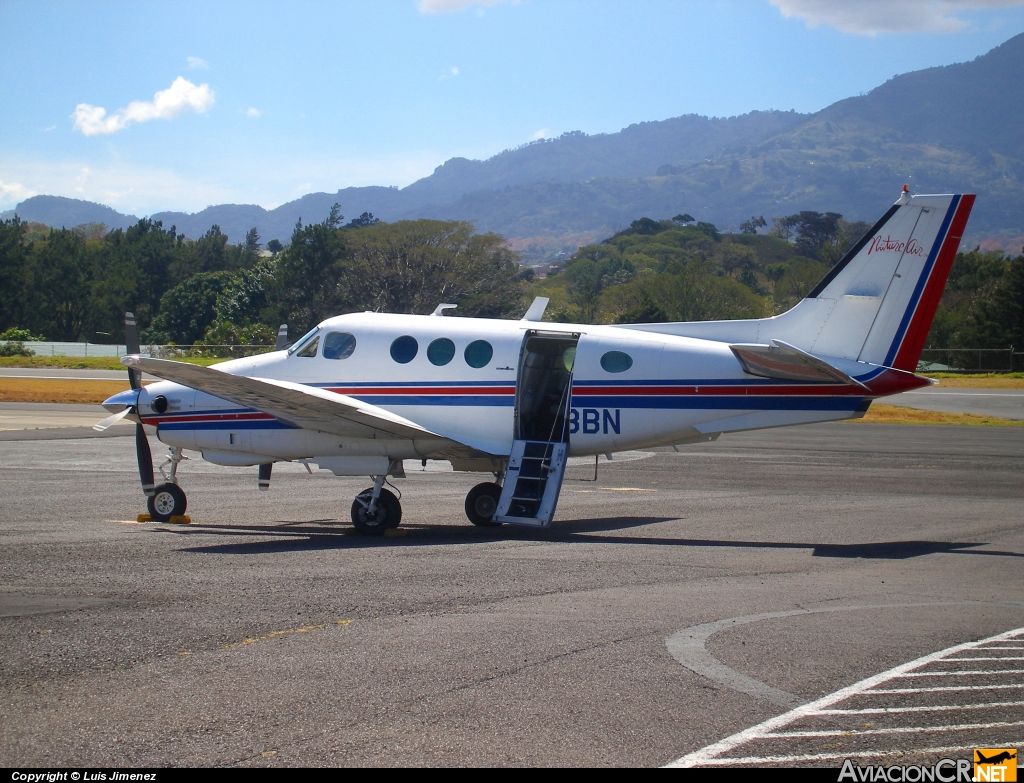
687,742,1024,767
813,701,1024,715
944,656,1024,661
664,602,1002,711
767,719,1024,739
897,669,1024,677
979,645,1024,649
667,625,1024,768
869,684,1024,694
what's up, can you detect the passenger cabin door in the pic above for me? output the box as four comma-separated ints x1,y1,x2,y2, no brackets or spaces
494,331,579,527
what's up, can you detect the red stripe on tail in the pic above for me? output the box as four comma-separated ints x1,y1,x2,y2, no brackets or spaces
892,194,975,372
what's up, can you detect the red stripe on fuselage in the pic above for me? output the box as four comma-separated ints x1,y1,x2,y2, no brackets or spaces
325,386,513,396
139,370,928,428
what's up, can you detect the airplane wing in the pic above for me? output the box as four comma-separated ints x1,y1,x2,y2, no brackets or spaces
122,356,490,459
729,340,868,389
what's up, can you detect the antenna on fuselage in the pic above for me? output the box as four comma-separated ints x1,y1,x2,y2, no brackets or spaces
431,303,458,316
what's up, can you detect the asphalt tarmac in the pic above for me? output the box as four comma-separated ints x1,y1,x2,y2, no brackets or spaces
1,422,1022,767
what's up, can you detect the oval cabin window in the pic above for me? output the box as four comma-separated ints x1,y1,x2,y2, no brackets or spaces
427,338,456,366
600,351,633,373
390,335,419,364
323,332,356,360
464,340,493,369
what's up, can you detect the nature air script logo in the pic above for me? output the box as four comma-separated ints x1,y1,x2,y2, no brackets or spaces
867,235,927,257
975,749,1018,782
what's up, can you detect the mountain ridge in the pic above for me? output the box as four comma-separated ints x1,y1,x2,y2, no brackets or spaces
8,32,1023,256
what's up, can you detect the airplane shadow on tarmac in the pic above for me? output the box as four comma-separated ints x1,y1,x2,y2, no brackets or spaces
164,516,1024,560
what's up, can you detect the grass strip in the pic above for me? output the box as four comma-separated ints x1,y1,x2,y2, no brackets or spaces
0,356,228,370
923,372,1024,389
0,378,144,404
851,403,1024,427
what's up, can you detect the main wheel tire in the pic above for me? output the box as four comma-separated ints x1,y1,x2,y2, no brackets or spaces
465,482,503,527
351,487,401,535
148,483,187,522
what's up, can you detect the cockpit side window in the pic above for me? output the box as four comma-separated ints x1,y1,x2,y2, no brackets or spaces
288,326,321,356
296,336,320,358
323,332,357,360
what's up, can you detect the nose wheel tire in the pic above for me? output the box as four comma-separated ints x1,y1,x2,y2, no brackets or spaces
465,482,503,527
147,483,187,522
351,488,401,535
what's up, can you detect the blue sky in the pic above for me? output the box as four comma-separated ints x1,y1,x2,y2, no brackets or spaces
2,0,1023,216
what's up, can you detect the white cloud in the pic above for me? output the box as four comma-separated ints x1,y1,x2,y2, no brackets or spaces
186,56,208,70
72,77,215,136
418,0,512,13
246,107,261,118
438,66,460,81
43,125,56,132
770,0,1024,35
530,128,550,140
0,180,36,208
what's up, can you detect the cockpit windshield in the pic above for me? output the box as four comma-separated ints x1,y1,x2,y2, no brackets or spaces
287,326,321,356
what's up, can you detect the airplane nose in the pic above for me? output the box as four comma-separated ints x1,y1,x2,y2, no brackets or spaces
102,388,139,413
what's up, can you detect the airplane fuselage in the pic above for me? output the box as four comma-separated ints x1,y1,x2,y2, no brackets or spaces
117,311,926,467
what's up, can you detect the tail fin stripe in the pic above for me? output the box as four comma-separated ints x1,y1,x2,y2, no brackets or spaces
881,195,960,368
807,204,901,299
891,194,975,371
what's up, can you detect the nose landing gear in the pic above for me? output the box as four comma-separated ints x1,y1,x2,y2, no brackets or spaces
148,446,188,522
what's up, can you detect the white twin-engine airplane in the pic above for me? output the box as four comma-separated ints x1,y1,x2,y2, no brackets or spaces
98,189,974,533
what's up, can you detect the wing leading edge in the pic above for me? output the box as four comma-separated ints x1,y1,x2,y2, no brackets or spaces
122,356,490,460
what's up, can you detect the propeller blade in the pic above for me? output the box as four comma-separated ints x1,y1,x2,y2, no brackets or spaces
258,462,272,491
92,406,133,432
136,421,155,496
125,312,141,390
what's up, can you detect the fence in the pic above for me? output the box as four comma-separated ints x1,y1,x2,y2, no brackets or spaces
9,342,276,359
917,348,1022,373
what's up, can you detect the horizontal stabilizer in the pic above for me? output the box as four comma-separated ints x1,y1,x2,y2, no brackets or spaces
122,356,487,459
730,340,867,388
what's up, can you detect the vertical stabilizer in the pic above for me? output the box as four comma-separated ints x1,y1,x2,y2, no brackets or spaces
618,191,975,375
807,193,974,370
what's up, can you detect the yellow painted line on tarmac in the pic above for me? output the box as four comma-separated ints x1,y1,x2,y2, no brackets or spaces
220,619,354,650
571,487,655,493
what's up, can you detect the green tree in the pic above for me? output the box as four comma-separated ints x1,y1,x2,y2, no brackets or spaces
0,217,29,331
739,216,767,235
147,271,236,344
344,219,524,318
24,228,97,341
269,205,349,332
103,218,182,333
962,252,1024,349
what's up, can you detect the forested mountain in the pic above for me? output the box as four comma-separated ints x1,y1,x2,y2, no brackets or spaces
3,196,139,231
7,32,1024,255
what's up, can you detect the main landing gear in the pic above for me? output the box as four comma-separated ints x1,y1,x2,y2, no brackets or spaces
350,475,402,535
465,482,503,527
